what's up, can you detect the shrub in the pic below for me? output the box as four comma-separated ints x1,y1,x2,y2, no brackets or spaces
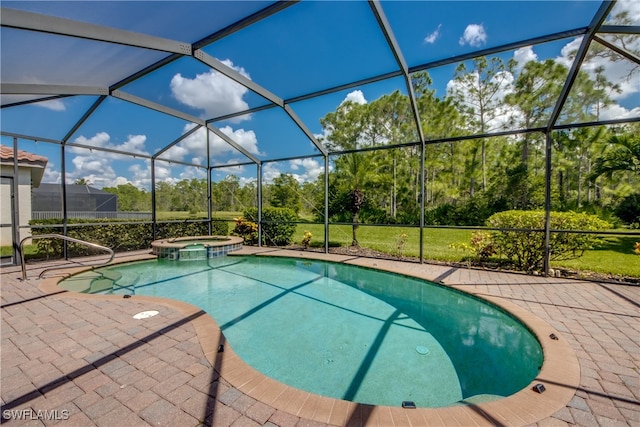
396,233,408,256
575,202,622,229
155,219,228,240
231,217,258,245
469,231,496,259
29,219,155,256
486,210,611,272
449,231,495,261
424,203,457,225
614,194,640,228
301,231,313,248
211,220,230,236
424,196,500,226
244,207,298,246
29,218,228,257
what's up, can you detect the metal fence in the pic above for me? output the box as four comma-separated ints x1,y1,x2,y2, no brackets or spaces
32,211,152,220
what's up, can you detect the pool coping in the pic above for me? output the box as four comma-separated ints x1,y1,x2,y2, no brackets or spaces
151,235,244,260
38,249,581,427
150,235,244,249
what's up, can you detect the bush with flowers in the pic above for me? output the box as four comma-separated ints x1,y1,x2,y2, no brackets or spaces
231,217,258,245
301,231,313,249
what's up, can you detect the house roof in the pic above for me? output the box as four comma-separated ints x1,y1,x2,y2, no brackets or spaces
34,183,114,195
0,144,48,167
0,144,48,187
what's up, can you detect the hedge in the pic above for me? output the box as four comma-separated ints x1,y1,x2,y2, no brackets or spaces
486,210,611,271
28,218,228,257
239,207,298,246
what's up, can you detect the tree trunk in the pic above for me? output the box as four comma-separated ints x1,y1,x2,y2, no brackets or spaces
558,169,566,207
351,213,359,247
481,139,487,191
522,138,529,172
392,156,397,219
587,158,592,203
349,189,364,247
577,156,582,208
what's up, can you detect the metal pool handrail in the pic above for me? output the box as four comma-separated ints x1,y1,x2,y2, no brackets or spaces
19,234,115,280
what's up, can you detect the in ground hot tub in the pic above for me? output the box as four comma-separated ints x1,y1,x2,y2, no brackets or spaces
151,235,243,260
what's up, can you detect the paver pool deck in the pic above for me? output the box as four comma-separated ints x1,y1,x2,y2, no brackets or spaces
1,247,638,426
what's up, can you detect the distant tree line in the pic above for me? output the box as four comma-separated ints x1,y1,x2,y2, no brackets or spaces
101,53,639,236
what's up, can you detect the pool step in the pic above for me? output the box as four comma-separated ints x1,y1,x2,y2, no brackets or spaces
63,270,124,294
178,245,207,261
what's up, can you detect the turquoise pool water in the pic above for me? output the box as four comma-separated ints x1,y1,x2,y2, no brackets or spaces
60,256,543,408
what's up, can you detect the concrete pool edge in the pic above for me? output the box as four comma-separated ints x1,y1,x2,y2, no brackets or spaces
151,235,244,260
39,250,581,427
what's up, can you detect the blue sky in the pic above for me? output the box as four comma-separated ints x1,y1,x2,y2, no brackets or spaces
1,0,638,190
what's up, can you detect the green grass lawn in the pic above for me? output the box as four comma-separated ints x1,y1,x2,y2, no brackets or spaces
551,235,639,278
296,224,478,260
293,224,640,278
1,244,39,258
156,211,242,221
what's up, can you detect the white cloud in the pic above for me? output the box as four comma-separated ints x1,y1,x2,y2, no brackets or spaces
160,144,190,162
608,0,640,24
64,132,152,188
424,24,442,44
488,103,521,131
36,99,66,111
170,59,251,120
72,131,110,149
178,167,207,181
213,126,262,156
71,132,149,157
68,155,117,188
459,24,487,47
343,90,367,105
120,134,148,156
148,161,210,190
513,46,538,71
42,161,61,184
262,163,282,185
154,164,174,183
314,128,333,151
111,176,132,187
164,124,263,163
289,158,324,183
556,37,582,69
597,103,640,121
556,36,640,104
213,158,247,175
66,156,155,190
128,163,152,189
238,176,256,188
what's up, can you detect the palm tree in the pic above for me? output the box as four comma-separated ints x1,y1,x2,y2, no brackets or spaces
588,133,640,182
321,100,380,247
336,152,378,246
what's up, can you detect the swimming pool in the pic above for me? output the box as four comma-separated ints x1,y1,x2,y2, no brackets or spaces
59,255,543,408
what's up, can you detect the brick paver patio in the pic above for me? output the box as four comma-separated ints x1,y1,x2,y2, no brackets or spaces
1,249,638,426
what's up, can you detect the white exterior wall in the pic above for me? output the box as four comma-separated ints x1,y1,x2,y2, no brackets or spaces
0,173,12,246
0,164,34,247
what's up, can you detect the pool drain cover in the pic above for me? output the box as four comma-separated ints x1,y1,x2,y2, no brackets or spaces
416,346,429,355
133,310,159,319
